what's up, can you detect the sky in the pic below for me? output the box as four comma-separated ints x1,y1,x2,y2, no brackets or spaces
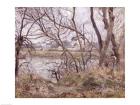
16,7,125,47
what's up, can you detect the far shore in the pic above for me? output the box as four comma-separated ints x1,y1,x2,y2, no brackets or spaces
20,48,99,59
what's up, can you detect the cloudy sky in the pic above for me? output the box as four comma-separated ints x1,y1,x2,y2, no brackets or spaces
16,7,124,46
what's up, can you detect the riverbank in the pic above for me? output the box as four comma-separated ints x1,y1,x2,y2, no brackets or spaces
16,68,125,98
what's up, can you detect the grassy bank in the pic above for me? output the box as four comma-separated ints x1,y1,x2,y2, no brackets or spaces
16,68,125,98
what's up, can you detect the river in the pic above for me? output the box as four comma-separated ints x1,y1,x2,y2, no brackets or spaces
19,54,99,82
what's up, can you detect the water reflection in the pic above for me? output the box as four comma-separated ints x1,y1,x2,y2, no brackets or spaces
19,55,98,82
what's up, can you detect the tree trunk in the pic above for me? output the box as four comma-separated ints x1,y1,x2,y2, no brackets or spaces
15,56,19,76
90,7,103,52
15,48,20,76
15,41,21,77
72,7,85,71
111,33,120,64
99,7,115,66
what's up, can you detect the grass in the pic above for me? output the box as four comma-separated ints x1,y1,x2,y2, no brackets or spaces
57,68,125,98
16,68,125,98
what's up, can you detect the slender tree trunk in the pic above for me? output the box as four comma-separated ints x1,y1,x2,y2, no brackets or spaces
72,7,85,71
90,7,103,52
99,7,115,66
15,56,19,76
15,46,20,76
111,33,120,64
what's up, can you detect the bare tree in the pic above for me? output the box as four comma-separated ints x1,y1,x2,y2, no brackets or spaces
15,7,124,80
15,7,45,76
99,8,116,67
90,7,103,52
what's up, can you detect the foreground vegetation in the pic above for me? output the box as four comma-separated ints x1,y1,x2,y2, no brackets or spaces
16,68,125,98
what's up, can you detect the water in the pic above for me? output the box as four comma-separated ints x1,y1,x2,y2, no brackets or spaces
19,55,98,81
19,56,62,80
